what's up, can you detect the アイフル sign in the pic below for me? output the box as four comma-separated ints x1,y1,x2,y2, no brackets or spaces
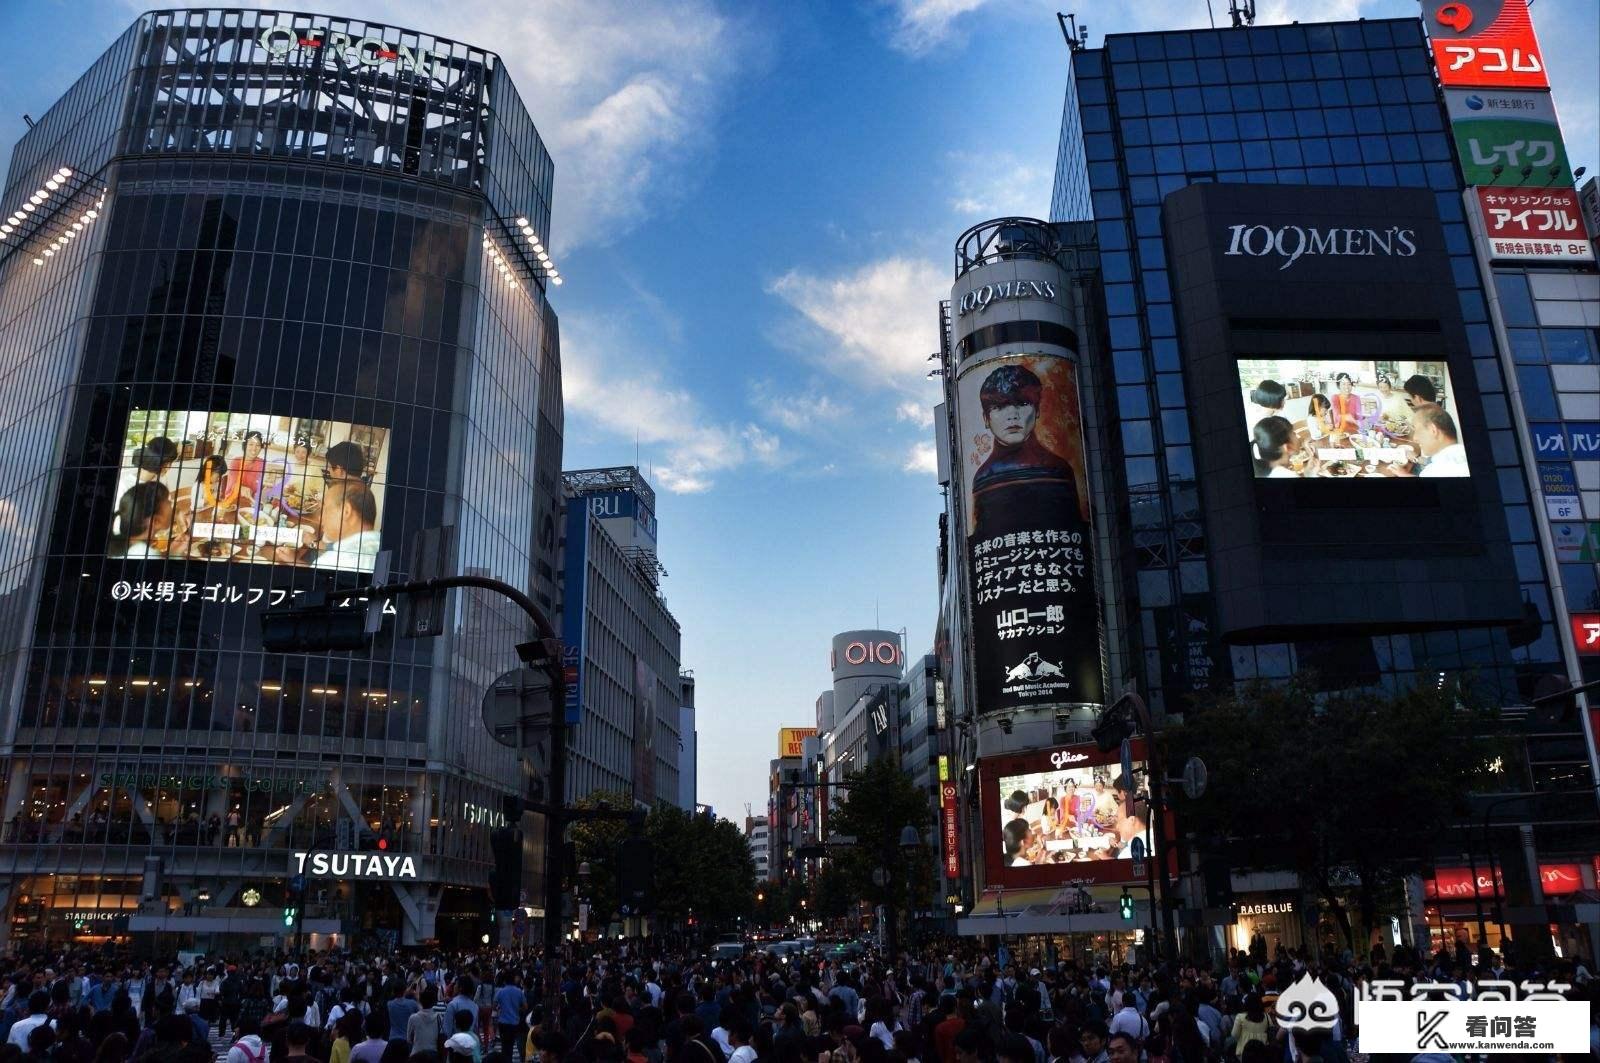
1473,187,1595,263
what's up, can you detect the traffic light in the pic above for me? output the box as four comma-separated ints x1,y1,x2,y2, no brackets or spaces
283,906,297,928
1119,889,1134,921
261,597,370,653
1092,695,1139,752
489,826,523,910
617,836,654,916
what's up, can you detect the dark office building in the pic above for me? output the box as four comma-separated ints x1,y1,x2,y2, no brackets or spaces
1049,16,1596,957
0,10,564,949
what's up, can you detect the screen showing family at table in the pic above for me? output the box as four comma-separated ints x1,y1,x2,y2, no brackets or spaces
997,760,1149,868
108,410,391,573
1237,359,1471,480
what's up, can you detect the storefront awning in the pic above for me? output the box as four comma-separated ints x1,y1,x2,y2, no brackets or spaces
959,886,1150,937
968,888,1061,918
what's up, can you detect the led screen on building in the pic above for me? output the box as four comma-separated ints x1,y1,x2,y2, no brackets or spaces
980,742,1150,887
959,353,1103,709
109,410,390,573
995,758,1148,867
1236,359,1471,479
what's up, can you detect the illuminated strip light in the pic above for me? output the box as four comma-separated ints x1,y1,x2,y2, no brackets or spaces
481,232,525,293
513,216,562,286
4,166,74,248
28,176,107,267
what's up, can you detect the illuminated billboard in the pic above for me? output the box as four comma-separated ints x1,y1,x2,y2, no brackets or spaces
980,742,1148,887
958,353,1103,710
778,727,817,758
1235,359,1471,479
110,410,389,573
1429,0,1548,90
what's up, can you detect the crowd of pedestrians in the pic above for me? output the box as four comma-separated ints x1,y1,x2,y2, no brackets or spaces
0,938,1594,1063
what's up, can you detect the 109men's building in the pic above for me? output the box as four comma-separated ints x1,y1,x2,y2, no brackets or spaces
0,10,566,948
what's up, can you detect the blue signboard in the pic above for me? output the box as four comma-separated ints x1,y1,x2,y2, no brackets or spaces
560,502,588,724
1530,423,1568,459
1567,422,1600,458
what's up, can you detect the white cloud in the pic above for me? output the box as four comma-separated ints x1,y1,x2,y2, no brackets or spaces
562,315,781,494
897,400,934,428
948,150,1052,219
210,0,741,252
767,256,947,399
888,0,996,56
750,383,850,431
902,441,939,475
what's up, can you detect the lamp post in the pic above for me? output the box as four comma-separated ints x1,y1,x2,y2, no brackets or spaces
883,823,921,963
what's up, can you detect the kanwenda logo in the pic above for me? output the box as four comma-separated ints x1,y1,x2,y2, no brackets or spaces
1224,223,1418,270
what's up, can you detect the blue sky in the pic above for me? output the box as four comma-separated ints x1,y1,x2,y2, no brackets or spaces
3,0,1596,820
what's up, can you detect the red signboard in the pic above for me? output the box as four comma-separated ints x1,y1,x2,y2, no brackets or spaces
1538,862,1582,896
941,781,960,879
1474,188,1595,264
1425,866,1504,900
1430,0,1548,90
1571,613,1600,654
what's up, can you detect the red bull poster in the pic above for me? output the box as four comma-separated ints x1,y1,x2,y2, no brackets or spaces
958,353,1104,711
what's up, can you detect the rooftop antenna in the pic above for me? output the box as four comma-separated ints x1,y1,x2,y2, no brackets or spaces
1228,0,1256,27
1056,13,1089,52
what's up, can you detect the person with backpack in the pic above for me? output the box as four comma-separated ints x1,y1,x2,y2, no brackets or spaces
229,1017,269,1063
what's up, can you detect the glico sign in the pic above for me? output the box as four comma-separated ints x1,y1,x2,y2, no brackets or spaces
258,26,437,78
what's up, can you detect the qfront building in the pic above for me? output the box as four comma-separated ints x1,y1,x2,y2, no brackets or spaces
933,6,1597,961
0,10,565,949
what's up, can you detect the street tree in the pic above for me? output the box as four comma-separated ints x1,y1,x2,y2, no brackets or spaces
570,792,757,933
824,757,933,937
1170,676,1504,957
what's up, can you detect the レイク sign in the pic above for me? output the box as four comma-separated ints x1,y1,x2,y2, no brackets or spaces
292,851,419,880
258,26,436,77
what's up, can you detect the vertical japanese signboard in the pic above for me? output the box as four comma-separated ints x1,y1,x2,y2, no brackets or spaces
959,353,1104,711
939,755,960,879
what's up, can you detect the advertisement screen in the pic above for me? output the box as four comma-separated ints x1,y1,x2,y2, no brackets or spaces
110,410,390,573
995,757,1148,869
959,353,1104,710
1235,359,1471,479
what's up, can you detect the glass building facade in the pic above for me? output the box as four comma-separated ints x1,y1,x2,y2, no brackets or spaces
1051,15,1595,954
0,10,563,949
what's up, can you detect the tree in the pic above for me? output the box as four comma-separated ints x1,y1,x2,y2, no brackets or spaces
1169,677,1504,957
824,757,934,941
570,791,757,934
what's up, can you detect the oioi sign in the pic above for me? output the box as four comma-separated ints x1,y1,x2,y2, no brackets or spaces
258,26,438,78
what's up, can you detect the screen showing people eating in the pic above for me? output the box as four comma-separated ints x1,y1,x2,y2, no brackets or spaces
1237,359,1470,479
997,759,1149,868
108,410,391,573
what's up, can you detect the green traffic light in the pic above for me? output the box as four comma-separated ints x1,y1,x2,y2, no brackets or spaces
1119,891,1133,921
283,907,296,927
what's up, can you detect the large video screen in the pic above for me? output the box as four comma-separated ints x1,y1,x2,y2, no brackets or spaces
996,757,1148,868
1235,359,1470,479
109,410,390,573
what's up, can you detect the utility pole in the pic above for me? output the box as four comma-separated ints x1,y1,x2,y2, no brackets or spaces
262,572,568,1019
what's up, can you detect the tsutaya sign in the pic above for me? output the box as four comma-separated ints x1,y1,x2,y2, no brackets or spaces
258,26,437,77
1223,224,1418,271
292,851,419,880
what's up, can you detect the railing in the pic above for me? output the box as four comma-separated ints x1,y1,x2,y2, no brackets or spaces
954,217,1059,279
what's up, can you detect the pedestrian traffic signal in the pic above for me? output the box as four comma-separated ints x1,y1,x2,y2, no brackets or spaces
1119,889,1134,921
489,825,523,910
283,906,297,927
260,599,370,653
